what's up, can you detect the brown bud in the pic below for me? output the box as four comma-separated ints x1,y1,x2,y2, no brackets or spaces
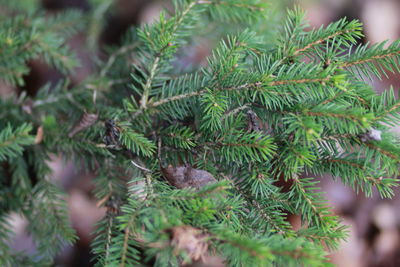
105,196,121,215
34,126,44,144
68,113,98,137
246,109,262,132
161,165,216,189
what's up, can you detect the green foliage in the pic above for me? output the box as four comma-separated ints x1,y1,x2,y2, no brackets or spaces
1,0,400,266
119,123,157,157
161,125,196,149
27,181,77,261
0,123,35,161
342,40,400,80
0,9,83,85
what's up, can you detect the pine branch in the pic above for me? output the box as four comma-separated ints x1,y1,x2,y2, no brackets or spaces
199,0,265,11
137,0,204,109
119,124,156,157
0,214,14,267
132,76,334,118
0,11,83,85
222,174,292,235
289,176,339,231
0,123,35,161
214,230,329,265
92,214,117,266
100,42,139,77
139,52,162,109
339,40,400,80
27,181,77,260
200,0,266,23
365,142,400,161
294,19,362,55
318,154,398,198
2,2,400,266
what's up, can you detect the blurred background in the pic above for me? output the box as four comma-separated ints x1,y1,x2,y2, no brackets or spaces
2,0,400,266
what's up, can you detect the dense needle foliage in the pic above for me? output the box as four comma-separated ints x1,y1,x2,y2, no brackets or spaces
1,0,400,266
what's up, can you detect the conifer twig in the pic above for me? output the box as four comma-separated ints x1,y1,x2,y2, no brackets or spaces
132,77,332,118
293,29,355,56
339,50,400,68
130,160,151,172
100,42,139,77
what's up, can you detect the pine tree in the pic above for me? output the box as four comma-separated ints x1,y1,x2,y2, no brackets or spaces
1,0,400,266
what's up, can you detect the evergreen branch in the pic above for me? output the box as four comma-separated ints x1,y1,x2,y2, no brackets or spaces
198,0,265,11
305,111,363,122
326,158,364,169
215,233,273,259
223,104,250,118
293,19,362,56
155,77,330,105
375,101,400,121
198,0,266,23
297,225,348,250
318,154,398,198
289,176,338,231
0,214,14,266
292,177,324,223
28,181,77,260
339,40,400,80
340,50,400,69
174,0,201,32
100,42,139,77
279,7,308,52
293,28,357,56
214,230,328,264
161,125,196,149
315,133,353,142
132,77,332,118
120,227,131,267
271,77,331,86
36,39,79,73
119,127,156,157
249,199,287,234
0,11,82,84
215,132,277,163
96,214,115,265
365,143,400,161
46,11,83,36
113,202,142,267
137,0,202,109
0,12,81,56
222,174,290,235
139,54,162,109
0,123,35,161
3,3,400,266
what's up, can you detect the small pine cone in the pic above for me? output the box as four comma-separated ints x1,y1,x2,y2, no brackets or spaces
68,113,98,137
